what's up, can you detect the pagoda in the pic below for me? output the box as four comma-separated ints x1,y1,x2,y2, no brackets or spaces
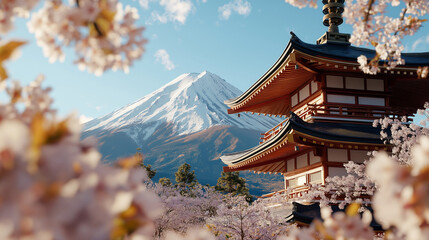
220,0,429,199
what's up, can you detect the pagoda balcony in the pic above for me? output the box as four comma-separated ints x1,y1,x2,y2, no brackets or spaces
297,103,412,122
260,185,311,199
260,118,289,144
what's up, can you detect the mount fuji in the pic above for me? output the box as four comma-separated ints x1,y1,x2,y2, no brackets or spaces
83,71,283,194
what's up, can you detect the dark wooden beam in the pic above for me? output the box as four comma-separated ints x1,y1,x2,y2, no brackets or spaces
296,58,321,74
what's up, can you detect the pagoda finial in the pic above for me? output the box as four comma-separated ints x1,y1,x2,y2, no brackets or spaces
322,0,344,33
316,0,350,45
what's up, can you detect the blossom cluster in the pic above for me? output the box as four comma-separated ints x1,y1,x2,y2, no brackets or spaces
163,228,216,240
374,103,429,165
367,137,429,239
0,0,39,34
345,0,428,76
208,195,291,240
0,77,162,239
283,0,428,78
150,183,223,239
0,0,146,77
304,161,375,209
280,204,375,240
27,0,146,76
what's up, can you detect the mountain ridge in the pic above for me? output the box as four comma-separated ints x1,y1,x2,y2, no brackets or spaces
83,71,283,195
84,71,278,145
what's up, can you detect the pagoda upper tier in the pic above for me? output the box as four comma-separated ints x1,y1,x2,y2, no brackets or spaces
225,32,429,118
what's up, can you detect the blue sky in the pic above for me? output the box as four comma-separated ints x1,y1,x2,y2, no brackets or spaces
5,0,429,122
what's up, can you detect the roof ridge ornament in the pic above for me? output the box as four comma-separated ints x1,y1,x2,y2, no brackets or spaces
316,0,351,45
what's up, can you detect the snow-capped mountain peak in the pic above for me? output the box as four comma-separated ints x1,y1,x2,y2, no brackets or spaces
84,71,279,144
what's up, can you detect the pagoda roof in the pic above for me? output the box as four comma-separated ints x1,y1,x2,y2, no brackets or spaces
225,32,429,115
290,33,429,66
221,113,384,173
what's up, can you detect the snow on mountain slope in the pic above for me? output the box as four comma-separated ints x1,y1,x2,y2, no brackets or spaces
84,71,279,144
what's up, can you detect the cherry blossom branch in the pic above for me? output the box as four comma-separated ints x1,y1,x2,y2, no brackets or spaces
362,0,375,23
284,0,428,78
0,0,146,77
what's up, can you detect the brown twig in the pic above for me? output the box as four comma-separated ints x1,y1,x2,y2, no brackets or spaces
363,0,375,24
394,6,409,36
92,22,104,37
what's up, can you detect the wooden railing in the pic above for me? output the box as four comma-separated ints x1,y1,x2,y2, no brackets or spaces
259,185,311,199
260,118,289,144
299,103,411,121
260,189,286,198
287,185,311,199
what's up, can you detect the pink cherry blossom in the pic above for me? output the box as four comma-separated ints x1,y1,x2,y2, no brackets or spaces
284,0,428,75
27,0,146,76
0,78,162,239
367,137,429,239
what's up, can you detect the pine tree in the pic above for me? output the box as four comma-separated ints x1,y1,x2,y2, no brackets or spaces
136,148,156,179
158,177,172,187
174,163,198,191
141,163,156,179
215,171,252,202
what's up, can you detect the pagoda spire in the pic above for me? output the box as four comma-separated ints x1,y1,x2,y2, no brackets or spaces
322,0,344,33
316,0,350,45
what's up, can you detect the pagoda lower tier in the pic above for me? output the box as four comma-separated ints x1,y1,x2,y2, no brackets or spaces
220,113,388,190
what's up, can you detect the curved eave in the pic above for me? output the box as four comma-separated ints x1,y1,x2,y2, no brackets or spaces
221,119,293,166
224,38,295,107
226,55,315,116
